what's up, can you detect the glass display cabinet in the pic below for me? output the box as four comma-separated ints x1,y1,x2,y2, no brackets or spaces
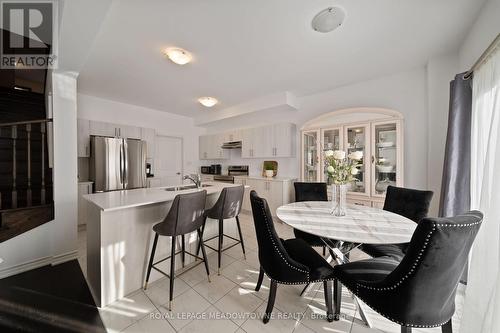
300,108,403,207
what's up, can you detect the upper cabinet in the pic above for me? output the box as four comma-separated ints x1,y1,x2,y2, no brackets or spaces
240,123,296,158
119,125,141,139
77,119,90,157
140,127,156,159
300,108,404,206
88,120,141,139
199,133,228,160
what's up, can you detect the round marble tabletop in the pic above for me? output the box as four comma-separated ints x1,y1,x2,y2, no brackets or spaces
276,201,417,244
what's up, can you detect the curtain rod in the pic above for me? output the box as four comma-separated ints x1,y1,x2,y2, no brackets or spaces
464,33,500,79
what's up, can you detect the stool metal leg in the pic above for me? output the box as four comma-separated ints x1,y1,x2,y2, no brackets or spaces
169,236,176,311
198,229,211,282
144,233,159,290
235,216,246,260
181,235,185,268
218,218,223,275
196,216,207,259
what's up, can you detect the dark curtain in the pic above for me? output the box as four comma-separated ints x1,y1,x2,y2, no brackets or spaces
439,72,472,218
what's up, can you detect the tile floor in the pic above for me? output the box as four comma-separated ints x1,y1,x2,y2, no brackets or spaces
77,212,465,333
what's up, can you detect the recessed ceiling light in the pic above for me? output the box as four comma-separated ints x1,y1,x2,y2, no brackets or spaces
312,7,346,33
164,47,192,65
198,97,218,107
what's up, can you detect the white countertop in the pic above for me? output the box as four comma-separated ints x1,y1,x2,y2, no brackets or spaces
83,182,243,212
234,175,297,182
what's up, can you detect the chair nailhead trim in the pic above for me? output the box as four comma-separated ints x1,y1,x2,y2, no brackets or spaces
341,220,481,328
258,201,309,279
341,283,450,328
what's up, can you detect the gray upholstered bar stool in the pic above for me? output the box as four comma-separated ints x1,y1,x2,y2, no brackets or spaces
144,190,210,311
196,185,245,275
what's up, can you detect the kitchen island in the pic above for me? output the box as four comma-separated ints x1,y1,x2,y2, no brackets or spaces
83,182,243,307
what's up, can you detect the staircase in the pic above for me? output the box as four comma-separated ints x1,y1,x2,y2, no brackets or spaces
0,88,54,242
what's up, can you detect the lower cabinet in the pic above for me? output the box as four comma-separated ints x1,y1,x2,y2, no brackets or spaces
78,182,93,226
236,177,296,216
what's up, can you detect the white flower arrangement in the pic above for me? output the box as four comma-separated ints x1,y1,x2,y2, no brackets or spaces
325,150,363,184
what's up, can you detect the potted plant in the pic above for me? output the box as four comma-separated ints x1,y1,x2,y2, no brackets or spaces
264,162,275,178
325,150,363,216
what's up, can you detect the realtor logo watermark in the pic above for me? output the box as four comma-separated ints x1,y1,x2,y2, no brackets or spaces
1,0,58,69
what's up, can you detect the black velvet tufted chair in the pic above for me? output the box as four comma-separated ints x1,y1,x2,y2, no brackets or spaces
144,190,211,311
293,182,330,255
361,186,433,261
333,211,483,333
197,185,245,275
250,190,337,323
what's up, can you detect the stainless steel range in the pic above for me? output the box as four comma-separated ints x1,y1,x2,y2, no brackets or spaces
213,165,249,183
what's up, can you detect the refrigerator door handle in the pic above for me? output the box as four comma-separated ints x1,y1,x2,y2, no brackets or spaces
123,139,129,189
119,140,124,189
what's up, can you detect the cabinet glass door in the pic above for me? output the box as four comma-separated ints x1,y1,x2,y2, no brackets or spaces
373,122,398,195
302,130,320,182
345,125,369,195
321,128,341,184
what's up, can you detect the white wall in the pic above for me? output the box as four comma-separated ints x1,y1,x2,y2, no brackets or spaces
459,0,500,71
77,94,206,175
205,67,430,191
0,72,79,277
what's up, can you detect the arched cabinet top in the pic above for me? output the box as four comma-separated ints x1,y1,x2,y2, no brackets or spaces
301,107,403,130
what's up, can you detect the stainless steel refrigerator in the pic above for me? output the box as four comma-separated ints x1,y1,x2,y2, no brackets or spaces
90,136,147,192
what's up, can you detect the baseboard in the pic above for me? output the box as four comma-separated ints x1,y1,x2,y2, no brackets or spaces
52,250,79,266
0,250,79,279
0,255,53,279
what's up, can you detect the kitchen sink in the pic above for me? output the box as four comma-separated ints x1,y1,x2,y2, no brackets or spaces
165,184,212,191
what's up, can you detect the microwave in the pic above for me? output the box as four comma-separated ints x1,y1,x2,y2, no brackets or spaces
201,166,212,174
201,164,222,175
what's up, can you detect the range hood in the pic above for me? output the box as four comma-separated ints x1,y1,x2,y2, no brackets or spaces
221,141,242,149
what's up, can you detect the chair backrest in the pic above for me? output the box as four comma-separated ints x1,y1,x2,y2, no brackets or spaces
383,186,433,223
249,191,309,283
294,182,328,202
207,185,244,219
375,211,483,325
154,190,207,236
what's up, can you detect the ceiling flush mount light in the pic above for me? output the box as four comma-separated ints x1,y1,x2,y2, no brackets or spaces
164,47,192,65
198,97,218,107
312,7,346,33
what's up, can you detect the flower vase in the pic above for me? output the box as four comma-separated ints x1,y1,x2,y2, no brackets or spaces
331,184,348,216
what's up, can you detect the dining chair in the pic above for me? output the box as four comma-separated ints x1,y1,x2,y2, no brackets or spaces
196,185,245,275
361,186,433,261
144,190,211,311
333,211,483,333
250,190,336,323
293,182,330,256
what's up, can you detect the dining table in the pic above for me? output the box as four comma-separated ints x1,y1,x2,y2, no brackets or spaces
276,201,417,328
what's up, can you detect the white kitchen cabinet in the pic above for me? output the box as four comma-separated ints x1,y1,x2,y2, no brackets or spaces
272,123,296,157
78,182,93,225
237,177,296,215
199,134,228,160
141,127,156,159
118,124,142,139
89,120,116,137
77,119,90,157
241,126,273,158
224,130,242,142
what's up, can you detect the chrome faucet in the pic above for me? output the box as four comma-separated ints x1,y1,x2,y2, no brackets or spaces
183,174,202,188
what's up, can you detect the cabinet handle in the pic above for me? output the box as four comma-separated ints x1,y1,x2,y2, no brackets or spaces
371,156,375,164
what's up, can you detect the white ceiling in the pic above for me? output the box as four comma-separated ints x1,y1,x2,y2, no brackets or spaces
77,0,485,119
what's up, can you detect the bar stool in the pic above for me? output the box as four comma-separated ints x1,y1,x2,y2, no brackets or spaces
144,190,210,311
196,185,245,275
